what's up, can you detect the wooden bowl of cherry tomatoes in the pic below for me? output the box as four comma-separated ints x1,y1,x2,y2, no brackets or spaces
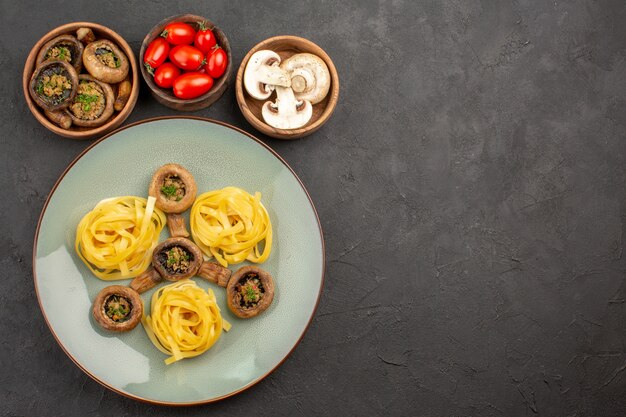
140,14,231,111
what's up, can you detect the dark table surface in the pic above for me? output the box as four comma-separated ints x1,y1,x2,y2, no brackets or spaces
2,1,626,416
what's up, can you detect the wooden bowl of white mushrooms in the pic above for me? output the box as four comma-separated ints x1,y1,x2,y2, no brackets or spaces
235,35,339,140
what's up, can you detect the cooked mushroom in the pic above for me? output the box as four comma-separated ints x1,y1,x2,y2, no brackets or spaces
166,213,189,238
92,285,143,332
226,266,274,318
280,53,331,105
148,164,197,214
76,27,96,45
243,50,291,100
83,39,129,84
36,34,84,73
129,268,163,294
152,237,204,281
129,238,231,293
114,77,132,111
262,86,312,129
44,109,72,129
65,74,114,127
29,60,78,112
197,262,232,288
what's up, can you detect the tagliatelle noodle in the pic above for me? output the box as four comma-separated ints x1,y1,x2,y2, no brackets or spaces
142,280,231,365
75,196,166,280
190,187,272,267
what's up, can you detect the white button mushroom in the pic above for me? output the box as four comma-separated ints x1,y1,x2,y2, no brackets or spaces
280,53,331,105
243,50,291,100
261,86,312,129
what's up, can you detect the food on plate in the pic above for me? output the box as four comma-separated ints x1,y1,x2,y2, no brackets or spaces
190,186,272,267
280,53,331,105
36,34,84,73
262,86,313,129
29,60,78,112
143,37,170,74
142,279,231,365
92,285,143,332
83,39,129,83
66,75,114,127
193,22,217,54
114,77,132,111
76,27,96,45
243,50,332,129
243,50,291,100
148,163,198,213
166,213,189,238
129,236,231,293
129,268,163,294
152,237,204,281
172,72,214,99
226,266,274,319
161,22,196,45
204,46,228,78
75,196,166,280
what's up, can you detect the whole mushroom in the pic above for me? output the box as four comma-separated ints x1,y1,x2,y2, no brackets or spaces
280,53,331,105
243,50,291,100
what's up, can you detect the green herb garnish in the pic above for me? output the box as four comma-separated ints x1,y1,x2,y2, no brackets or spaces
161,185,178,198
58,46,69,61
244,285,258,302
76,93,99,112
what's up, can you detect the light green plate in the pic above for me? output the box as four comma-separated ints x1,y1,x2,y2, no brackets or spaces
33,117,324,405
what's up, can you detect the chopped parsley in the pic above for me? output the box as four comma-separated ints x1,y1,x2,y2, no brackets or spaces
245,285,258,302
58,46,69,61
76,93,99,111
161,185,178,198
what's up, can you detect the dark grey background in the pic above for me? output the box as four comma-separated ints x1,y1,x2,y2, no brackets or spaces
2,0,625,416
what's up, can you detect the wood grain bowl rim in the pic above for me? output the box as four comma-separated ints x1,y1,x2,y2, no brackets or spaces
22,22,139,140
139,14,232,110
235,35,340,140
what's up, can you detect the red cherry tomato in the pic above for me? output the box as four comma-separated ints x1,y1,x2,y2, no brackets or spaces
194,22,217,54
172,72,214,99
161,22,196,45
143,37,170,74
153,62,181,89
169,45,205,71
185,67,206,74
204,46,228,79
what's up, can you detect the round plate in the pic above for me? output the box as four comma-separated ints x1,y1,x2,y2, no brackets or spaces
33,116,324,405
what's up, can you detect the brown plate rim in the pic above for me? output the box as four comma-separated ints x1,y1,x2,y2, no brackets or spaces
31,115,326,406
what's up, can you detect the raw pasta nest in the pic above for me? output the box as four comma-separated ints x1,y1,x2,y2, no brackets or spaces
142,280,231,365
75,196,166,280
190,187,272,267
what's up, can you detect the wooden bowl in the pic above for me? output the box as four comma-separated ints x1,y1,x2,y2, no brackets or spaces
235,36,339,140
140,14,232,111
23,22,139,140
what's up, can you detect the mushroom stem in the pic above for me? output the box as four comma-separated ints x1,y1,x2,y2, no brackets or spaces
166,213,189,238
197,261,232,288
129,268,162,294
262,86,313,129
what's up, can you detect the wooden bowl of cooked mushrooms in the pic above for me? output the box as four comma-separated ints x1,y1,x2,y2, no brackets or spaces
23,22,139,140
235,35,339,140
